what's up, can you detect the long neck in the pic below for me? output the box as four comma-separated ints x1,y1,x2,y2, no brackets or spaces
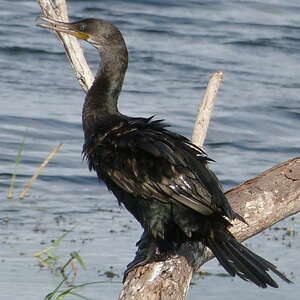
83,47,128,133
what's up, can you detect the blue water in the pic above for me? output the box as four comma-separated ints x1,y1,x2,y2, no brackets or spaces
0,0,299,299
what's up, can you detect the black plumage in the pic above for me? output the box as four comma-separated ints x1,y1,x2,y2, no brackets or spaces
39,17,291,288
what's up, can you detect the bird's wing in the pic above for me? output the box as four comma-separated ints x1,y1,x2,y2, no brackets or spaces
84,118,234,219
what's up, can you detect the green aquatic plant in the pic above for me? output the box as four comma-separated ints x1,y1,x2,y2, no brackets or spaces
44,278,105,300
7,135,26,199
43,251,102,300
34,227,75,270
35,227,107,300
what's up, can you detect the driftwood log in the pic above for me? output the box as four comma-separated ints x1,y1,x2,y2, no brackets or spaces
37,1,300,299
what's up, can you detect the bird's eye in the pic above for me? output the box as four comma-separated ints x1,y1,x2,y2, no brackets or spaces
79,24,86,31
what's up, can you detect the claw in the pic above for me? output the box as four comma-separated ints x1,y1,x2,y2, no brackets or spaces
123,231,157,283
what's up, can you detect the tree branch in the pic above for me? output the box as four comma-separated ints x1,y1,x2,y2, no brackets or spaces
191,70,224,148
38,0,93,92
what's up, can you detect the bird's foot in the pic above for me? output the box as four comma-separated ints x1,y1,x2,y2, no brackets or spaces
123,231,157,283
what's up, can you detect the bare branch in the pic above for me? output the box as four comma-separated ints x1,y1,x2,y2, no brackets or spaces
192,70,224,147
37,0,94,92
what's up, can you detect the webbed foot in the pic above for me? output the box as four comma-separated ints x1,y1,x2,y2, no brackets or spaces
123,231,157,283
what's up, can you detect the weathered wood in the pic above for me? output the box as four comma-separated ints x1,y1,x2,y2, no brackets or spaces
38,0,94,92
191,70,224,148
120,157,300,300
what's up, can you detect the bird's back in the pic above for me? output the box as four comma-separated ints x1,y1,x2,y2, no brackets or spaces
82,115,238,241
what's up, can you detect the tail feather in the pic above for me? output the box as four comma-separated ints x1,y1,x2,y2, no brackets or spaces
207,236,251,282
225,241,278,287
207,236,239,276
206,230,292,288
229,238,292,284
207,236,270,287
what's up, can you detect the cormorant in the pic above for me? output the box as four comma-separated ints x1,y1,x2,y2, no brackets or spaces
38,17,291,288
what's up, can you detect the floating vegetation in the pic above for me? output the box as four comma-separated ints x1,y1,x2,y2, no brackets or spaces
267,219,298,248
194,269,231,280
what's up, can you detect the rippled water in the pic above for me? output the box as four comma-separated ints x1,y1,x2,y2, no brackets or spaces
0,0,299,299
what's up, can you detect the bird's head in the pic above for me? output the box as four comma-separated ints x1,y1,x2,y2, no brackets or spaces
37,17,126,53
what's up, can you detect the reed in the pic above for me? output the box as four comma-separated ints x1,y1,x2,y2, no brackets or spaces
36,227,105,300
19,142,63,199
7,135,26,200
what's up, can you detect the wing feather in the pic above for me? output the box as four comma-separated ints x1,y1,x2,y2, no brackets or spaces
85,118,234,219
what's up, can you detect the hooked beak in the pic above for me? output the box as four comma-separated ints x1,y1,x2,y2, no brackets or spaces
37,16,89,40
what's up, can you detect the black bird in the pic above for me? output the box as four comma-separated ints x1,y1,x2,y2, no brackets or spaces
38,17,291,288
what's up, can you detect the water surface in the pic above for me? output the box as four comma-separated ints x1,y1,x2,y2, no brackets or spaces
0,0,299,299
